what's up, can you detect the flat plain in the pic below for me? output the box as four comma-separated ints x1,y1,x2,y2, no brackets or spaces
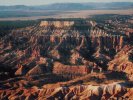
0,9,133,21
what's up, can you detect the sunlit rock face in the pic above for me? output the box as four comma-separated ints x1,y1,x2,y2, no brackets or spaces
0,82,132,100
53,61,90,75
40,21,75,28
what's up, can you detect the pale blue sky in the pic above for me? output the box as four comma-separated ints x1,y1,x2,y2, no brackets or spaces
0,0,132,5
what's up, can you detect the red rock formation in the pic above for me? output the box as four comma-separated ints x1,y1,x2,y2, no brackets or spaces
40,21,75,28
26,65,47,76
0,82,131,100
53,62,90,75
0,19,132,99
108,45,133,80
15,64,25,76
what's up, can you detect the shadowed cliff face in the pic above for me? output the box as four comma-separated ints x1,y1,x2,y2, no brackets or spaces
0,19,133,99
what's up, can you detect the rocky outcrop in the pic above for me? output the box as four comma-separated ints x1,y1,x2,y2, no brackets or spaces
43,83,128,100
29,35,125,57
108,45,133,80
26,65,47,76
15,64,25,76
53,62,90,75
40,21,75,28
0,82,132,100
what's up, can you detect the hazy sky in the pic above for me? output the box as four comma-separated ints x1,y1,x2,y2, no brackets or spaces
0,0,132,5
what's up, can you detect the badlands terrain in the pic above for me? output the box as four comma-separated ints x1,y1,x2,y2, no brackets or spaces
0,15,133,99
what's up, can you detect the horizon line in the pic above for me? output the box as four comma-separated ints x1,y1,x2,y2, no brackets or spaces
0,1,133,6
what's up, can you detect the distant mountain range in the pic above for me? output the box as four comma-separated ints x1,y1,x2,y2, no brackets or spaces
0,2,133,11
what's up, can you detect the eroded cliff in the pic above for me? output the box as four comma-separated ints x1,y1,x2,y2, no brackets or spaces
0,19,132,99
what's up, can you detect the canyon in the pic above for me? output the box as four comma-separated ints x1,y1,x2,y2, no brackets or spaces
0,18,133,99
